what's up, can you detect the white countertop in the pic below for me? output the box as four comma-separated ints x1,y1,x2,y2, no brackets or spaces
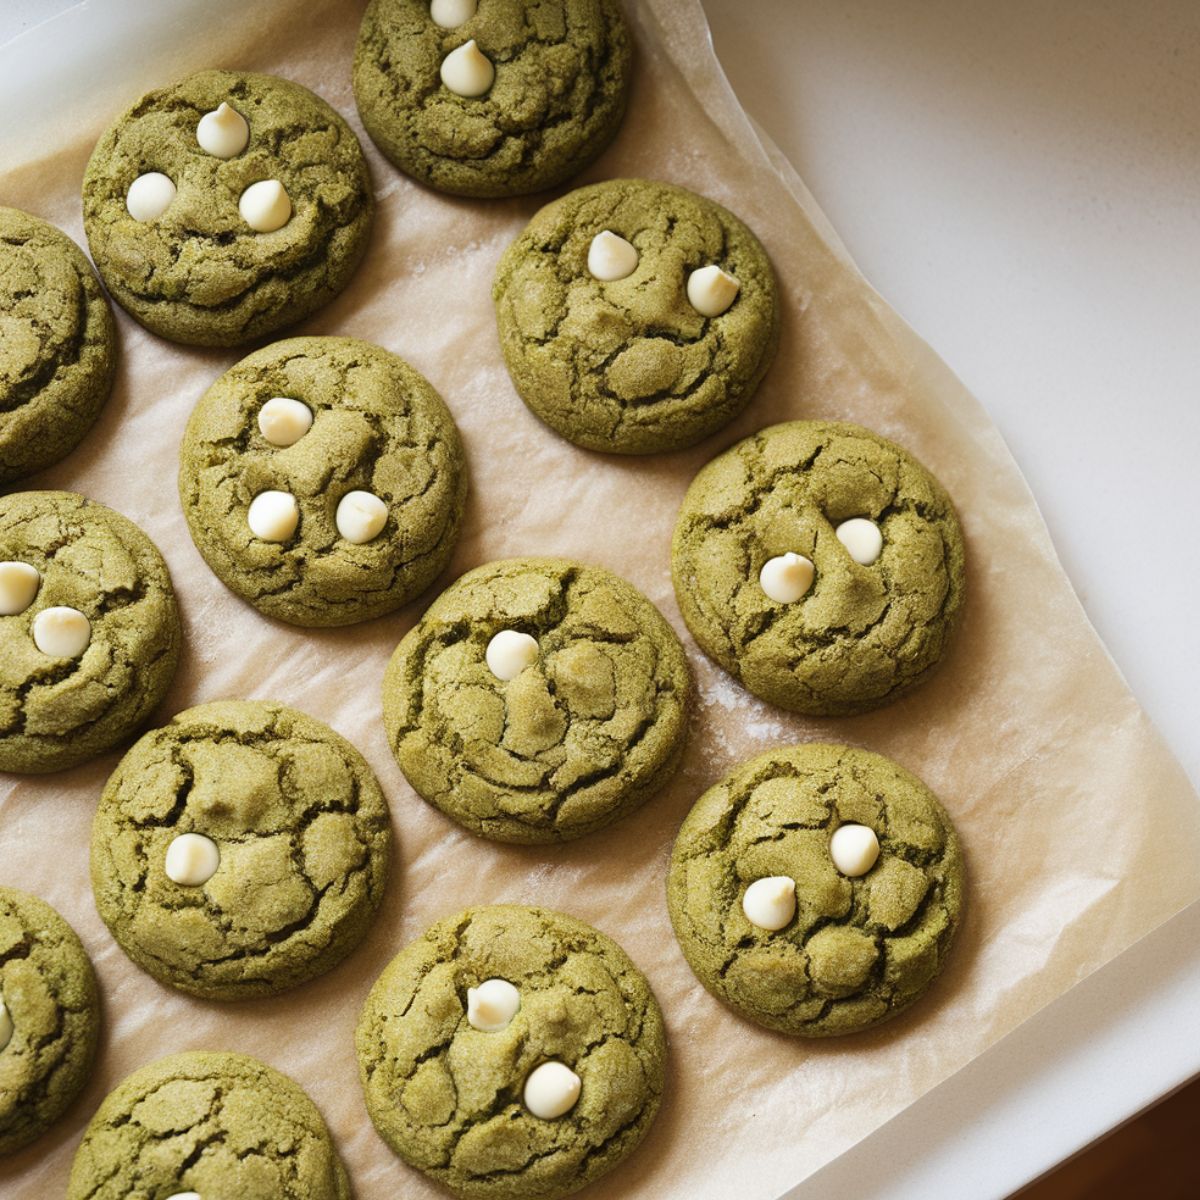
3,1,1198,1196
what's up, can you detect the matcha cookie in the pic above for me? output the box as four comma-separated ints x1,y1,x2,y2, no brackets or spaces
494,179,779,454
668,744,964,1037
180,336,467,627
91,699,391,1000
383,558,690,843
357,904,665,1200
0,888,100,1156
354,0,632,198
672,420,966,715
0,491,181,774
67,1051,350,1199
82,69,373,347
0,208,116,485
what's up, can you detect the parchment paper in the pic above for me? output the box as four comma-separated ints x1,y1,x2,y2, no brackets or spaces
2,1,1199,1196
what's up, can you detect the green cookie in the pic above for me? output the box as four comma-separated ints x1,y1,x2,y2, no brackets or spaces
354,0,632,198
0,208,116,485
91,700,391,1000
0,491,181,774
0,888,100,1157
668,744,965,1037
494,179,779,454
672,420,966,715
67,1051,350,1199
82,69,373,346
179,336,467,627
382,558,691,843
357,905,666,1200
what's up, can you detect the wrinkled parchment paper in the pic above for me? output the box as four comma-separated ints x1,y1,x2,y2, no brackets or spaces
3,1,1200,1196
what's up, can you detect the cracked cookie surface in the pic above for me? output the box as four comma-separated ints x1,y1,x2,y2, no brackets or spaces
672,420,965,715
0,887,100,1157
357,904,665,1200
494,179,779,454
66,1051,350,1199
353,0,632,198
383,558,690,844
0,207,116,484
90,699,391,1000
668,743,964,1037
82,70,373,347
0,491,181,774
179,336,467,627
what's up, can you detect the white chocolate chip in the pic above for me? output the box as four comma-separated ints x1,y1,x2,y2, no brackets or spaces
687,264,740,317
32,607,90,658
239,179,292,233
440,39,495,97
742,876,796,931
196,101,249,158
336,491,388,544
164,833,220,886
0,997,12,1053
247,491,299,542
485,630,539,681
523,1062,581,1120
126,172,176,221
431,0,477,27
0,561,40,616
258,397,313,447
758,552,814,603
165,1193,202,1200
836,518,883,566
830,824,881,877
587,230,639,281
467,979,521,1032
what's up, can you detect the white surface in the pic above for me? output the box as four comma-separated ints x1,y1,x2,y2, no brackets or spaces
699,1,1200,1196
1,1,1197,1196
